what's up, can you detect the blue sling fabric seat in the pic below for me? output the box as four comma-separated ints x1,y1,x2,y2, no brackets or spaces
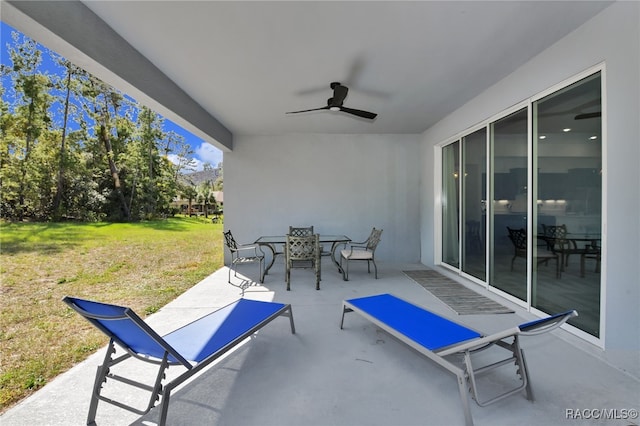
63,296,295,425
340,293,577,426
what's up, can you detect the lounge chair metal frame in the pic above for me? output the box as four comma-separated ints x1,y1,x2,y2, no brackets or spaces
63,296,295,426
340,293,577,426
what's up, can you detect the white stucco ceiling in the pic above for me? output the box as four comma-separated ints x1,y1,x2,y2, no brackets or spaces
9,1,613,138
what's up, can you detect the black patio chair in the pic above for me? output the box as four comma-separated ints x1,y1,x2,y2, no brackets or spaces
223,230,265,283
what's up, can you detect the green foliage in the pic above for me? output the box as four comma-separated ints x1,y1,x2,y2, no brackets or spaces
0,31,203,223
196,180,219,217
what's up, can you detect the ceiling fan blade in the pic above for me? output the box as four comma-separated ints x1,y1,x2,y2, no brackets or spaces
287,82,377,120
574,112,601,120
286,106,330,114
339,106,377,120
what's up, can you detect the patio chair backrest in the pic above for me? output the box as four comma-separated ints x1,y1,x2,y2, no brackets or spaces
365,228,383,251
63,296,190,366
507,227,527,251
223,230,238,251
542,224,567,239
286,234,319,261
289,226,314,237
518,309,578,335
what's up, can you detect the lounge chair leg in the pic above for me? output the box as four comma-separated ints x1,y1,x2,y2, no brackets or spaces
87,365,103,425
285,306,296,334
456,372,474,426
519,349,535,401
158,384,173,426
463,351,479,404
340,305,353,329
87,340,117,425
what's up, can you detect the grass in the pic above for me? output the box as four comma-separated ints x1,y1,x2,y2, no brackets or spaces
0,216,224,412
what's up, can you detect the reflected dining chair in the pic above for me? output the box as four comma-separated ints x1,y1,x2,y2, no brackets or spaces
223,230,265,284
507,227,560,278
285,233,321,290
339,227,383,281
580,241,601,277
541,224,580,271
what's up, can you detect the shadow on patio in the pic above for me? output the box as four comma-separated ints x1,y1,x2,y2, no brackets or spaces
2,261,638,426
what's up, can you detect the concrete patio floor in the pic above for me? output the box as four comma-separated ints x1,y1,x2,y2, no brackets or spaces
2,261,638,426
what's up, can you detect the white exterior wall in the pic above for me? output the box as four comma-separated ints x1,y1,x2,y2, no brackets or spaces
420,2,639,374
225,133,421,263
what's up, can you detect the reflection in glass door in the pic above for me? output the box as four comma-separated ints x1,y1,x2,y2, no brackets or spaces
439,70,603,339
489,108,528,300
461,129,486,280
533,72,602,337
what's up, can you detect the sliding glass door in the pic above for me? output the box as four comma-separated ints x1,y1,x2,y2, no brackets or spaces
461,128,486,280
438,70,602,338
489,108,528,300
532,72,602,337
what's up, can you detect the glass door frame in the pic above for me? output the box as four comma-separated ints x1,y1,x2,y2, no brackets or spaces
527,65,606,346
434,64,606,347
460,123,489,287
485,101,533,309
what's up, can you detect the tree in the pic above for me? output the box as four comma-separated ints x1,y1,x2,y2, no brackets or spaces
50,57,83,218
1,32,54,220
196,180,217,218
161,130,193,175
0,83,18,218
0,29,206,222
124,106,178,219
180,183,198,216
213,163,223,191
80,74,132,221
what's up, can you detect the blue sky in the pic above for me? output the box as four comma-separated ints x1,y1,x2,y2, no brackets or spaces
0,21,222,171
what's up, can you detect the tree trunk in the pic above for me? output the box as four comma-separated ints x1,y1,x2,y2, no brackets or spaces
99,123,130,220
98,95,130,221
52,67,72,217
18,94,36,221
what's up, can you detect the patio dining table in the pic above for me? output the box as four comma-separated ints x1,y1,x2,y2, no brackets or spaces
539,232,601,248
538,232,601,273
254,234,351,276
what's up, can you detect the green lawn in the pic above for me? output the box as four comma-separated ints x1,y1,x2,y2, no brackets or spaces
0,216,224,412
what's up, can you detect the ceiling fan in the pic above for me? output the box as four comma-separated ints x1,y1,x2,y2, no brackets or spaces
574,111,601,120
286,82,377,120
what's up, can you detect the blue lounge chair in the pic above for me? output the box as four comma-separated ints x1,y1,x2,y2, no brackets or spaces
340,293,577,426
63,296,295,425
